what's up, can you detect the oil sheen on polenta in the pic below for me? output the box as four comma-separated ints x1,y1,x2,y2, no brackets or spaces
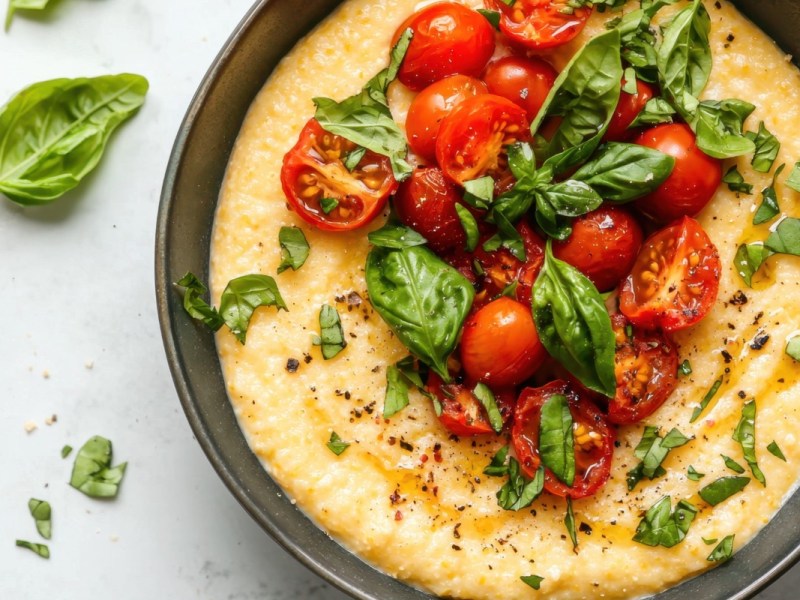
210,1,800,598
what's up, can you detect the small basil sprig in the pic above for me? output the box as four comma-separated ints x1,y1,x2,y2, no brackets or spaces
633,496,698,548
532,243,616,397
365,246,474,381
538,394,575,486
69,436,127,499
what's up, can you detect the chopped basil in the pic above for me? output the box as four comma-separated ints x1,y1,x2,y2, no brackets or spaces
753,164,785,225
367,222,427,249
678,359,693,376
343,146,366,172
565,498,578,549
629,97,676,128
703,537,718,545
747,122,781,173
534,180,602,240
318,304,346,360
707,534,735,563
28,499,51,540
539,394,575,486
69,435,127,498
277,226,310,274
326,432,350,456
693,99,756,159
766,217,800,255
16,540,49,559
473,383,504,434
476,9,500,30
455,204,479,252
175,272,224,331
698,476,750,506
786,162,800,192
734,243,773,287
733,400,765,485
722,166,753,194
484,445,511,477
622,67,637,95
767,441,787,461
383,364,411,418
462,176,494,210
613,0,676,82
320,197,339,215
520,575,544,591
627,426,692,491
220,274,287,344
501,280,519,299
633,496,698,548
484,209,527,260
60,445,73,459
721,454,745,474
497,460,545,511
687,465,705,481
690,377,722,423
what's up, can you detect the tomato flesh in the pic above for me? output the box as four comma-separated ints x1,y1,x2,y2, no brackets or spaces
482,56,558,121
484,0,592,50
619,216,721,332
512,380,614,499
604,78,655,142
426,372,515,436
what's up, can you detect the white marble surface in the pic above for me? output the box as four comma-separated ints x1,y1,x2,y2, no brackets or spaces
0,1,797,599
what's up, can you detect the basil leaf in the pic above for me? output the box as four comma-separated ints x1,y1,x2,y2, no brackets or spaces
534,191,573,241
484,445,510,477
531,30,623,174
61,445,73,459
5,0,52,30
343,146,366,172
277,226,310,274
565,498,578,549
473,383,504,434
28,498,51,540
734,243,773,287
722,165,753,194
679,359,693,376
786,162,800,192
16,540,49,559
368,222,427,249
485,209,527,260
366,246,474,381
571,142,675,202
69,435,127,498
690,377,722,423
318,304,346,360
707,534,735,563
788,335,800,361
220,274,287,344
747,122,781,173
753,164,785,225
532,243,616,397
520,575,544,591
687,465,705,481
497,459,545,511
174,272,224,331
539,394,575,486
320,197,339,214
627,426,691,490
326,432,350,456
629,97,676,128
536,179,603,216
733,399,765,485
768,440,787,461
622,67,638,95
692,99,755,159
0,74,148,204
766,217,800,255
613,1,677,82
476,8,500,30
633,496,698,548
721,454,745,474
699,476,750,506
384,364,411,418
455,204,480,252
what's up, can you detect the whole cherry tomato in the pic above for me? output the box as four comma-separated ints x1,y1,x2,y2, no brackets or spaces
280,119,396,231
604,78,655,142
633,124,722,223
460,296,547,387
513,380,615,499
552,206,644,292
426,371,516,436
619,216,721,332
482,56,558,121
405,75,488,163
393,3,496,91
483,0,592,50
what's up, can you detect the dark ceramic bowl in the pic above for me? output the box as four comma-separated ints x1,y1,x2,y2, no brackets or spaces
156,1,800,598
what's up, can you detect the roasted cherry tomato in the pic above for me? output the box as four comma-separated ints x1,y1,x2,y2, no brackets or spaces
552,206,644,292
426,371,516,436
484,0,592,50
604,78,655,142
512,380,614,499
460,296,547,387
393,2,496,91
482,56,558,121
281,119,396,231
633,124,722,223
436,94,530,185
619,216,721,332
608,314,679,424
406,75,488,163
394,167,467,254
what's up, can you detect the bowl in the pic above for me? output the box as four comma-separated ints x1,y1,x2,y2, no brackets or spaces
155,1,800,598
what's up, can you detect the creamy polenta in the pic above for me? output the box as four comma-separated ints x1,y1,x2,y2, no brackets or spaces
210,1,800,598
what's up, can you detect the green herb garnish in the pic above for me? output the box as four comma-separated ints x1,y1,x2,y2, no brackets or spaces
707,534,735,562
473,383,504,434
768,440,787,461
633,496,698,548
69,436,127,499
722,165,753,194
520,575,544,590
698,476,750,506
687,465,705,481
732,400,765,485
690,377,722,423
15,540,49,559
721,454,745,474
326,432,350,456
28,499,51,540
539,394,575,486
277,226,310,274
318,304,346,360
497,459,545,511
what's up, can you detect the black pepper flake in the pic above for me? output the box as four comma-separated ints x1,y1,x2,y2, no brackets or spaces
286,358,300,373
715,0,721,7
344,391,351,400
727,33,735,42
738,390,747,399
347,291,363,307
303,353,313,364
750,332,770,350
729,290,748,306
452,544,462,551
721,349,733,363
400,439,414,452
453,523,462,539
579,522,593,535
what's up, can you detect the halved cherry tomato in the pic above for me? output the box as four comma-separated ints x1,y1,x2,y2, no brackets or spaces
604,78,655,142
552,206,644,292
393,167,467,254
460,296,547,387
633,124,722,223
484,0,592,50
393,3,496,91
406,75,488,163
513,380,614,499
436,94,530,185
426,371,516,436
281,119,396,231
619,216,721,332
482,56,558,121
608,314,678,424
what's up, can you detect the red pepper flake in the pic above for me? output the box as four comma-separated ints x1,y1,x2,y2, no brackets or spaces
395,511,403,521
420,454,429,463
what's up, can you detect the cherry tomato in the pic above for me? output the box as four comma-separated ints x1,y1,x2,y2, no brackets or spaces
280,119,396,231
426,371,516,436
482,56,558,121
394,167,467,254
460,296,547,387
608,314,678,424
633,124,722,223
552,206,644,292
393,3,496,92
484,0,592,50
513,380,614,499
619,216,721,332
604,78,655,142
436,94,530,185
406,75,488,163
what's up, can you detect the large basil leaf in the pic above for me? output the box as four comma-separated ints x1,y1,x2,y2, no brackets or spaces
532,243,616,396
365,246,474,381
693,99,756,159
530,30,622,175
633,496,698,548
0,74,149,205
5,0,53,31
538,394,575,486
219,274,288,344
572,143,675,202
